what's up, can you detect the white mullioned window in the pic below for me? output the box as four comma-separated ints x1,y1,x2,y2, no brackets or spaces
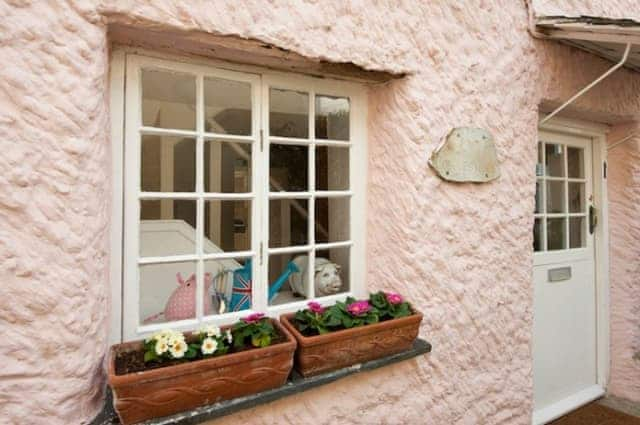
119,53,367,341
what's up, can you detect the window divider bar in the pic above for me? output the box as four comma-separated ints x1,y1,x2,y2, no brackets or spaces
314,140,352,147
315,191,353,198
315,241,353,250
140,126,197,138
202,251,254,260
268,245,312,255
308,90,316,300
268,191,312,199
269,136,312,146
138,254,200,265
139,192,199,200
195,73,205,323
202,132,255,143
202,193,255,200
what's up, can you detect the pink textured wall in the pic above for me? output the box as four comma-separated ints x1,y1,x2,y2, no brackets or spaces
1,1,639,424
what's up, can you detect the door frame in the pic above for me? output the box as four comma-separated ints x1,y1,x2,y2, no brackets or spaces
534,116,610,423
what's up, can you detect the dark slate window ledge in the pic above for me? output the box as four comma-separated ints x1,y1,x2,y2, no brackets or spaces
92,339,432,425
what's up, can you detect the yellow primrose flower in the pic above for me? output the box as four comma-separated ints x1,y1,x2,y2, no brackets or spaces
169,340,187,358
201,337,218,355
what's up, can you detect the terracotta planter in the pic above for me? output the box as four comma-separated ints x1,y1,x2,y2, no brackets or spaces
108,320,296,425
281,308,423,377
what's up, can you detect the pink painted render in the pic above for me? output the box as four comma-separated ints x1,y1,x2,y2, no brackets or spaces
0,1,639,424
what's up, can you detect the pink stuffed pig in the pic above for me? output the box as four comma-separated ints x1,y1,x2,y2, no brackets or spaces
143,272,213,323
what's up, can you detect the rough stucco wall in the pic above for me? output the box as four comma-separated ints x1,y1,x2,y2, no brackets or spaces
1,1,640,424
607,125,640,403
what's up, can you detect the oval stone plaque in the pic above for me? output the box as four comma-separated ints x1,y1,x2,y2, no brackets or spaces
428,127,500,183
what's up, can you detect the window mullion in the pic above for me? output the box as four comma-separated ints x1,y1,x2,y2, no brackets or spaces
308,90,316,300
255,79,269,313
195,74,205,323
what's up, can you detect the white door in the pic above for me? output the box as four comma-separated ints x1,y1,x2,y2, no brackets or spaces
532,130,601,424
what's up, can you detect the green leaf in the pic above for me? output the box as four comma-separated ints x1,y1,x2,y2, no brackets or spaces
144,350,158,363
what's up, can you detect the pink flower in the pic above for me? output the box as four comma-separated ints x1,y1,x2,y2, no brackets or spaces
347,300,371,316
242,313,265,324
385,292,404,305
307,301,325,314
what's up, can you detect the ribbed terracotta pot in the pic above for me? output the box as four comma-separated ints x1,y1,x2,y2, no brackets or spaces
108,319,296,425
280,308,423,377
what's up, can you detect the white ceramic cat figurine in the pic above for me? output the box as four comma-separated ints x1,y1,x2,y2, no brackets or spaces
289,256,343,298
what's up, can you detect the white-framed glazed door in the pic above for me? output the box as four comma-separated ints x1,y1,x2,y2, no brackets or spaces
532,130,600,424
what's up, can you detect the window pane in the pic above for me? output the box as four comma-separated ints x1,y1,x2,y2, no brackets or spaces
269,199,309,248
142,69,195,130
533,218,543,252
270,144,308,191
268,252,310,305
316,146,349,191
315,95,349,140
568,182,585,213
270,88,309,138
315,197,350,243
546,180,565,213
547,218,566,251
545,143,564,177
139,199,196,257
204,200,251,253
567,147,584,178
206,258,252,313
204,78,251,135
535,180,543,213
141,136,195,192
139,261,196,325
569,217,586,248
204,141,251,193
536,142,544,177
314,247,349,296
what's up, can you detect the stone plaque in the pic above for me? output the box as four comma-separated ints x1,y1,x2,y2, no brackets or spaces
429,127,500,183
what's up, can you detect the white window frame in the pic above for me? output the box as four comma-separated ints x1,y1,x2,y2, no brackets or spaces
109,49,368,343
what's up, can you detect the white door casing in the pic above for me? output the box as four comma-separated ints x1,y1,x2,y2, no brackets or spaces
532,123,608,425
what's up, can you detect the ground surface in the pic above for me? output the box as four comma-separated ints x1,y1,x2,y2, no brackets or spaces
552,402,640,425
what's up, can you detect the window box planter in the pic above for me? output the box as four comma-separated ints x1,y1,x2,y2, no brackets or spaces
280,307,423,377
107,319,296,425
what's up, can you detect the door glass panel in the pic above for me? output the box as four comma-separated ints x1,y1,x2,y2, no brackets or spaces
204,200,251,253
536,142,544,177
316,146,349,191
569,217,586,248
204,78,252,135
546,181,565,213
204,141,251,193
141,136,196,192
142,69,196,130
315,95,350,141
315,197,350,243
535,180,543,213
269,199,309,248
270,144,308,191
567,147,584,179
268,252,310,305
533,218,543,252
139,261,196,325
270,88,309,138
545,143,564,177
314,247,350,296
568,182,585,213
206,258,251,313
547,218,566,250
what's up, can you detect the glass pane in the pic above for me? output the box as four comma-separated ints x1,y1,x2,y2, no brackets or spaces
535,180,543,213
316,146,349,191
545,143,564,177
269,199,309,248
315,95,349,140
315,247,349,296
139,261,196,325
533,218,543,252
567,147,584,178
547,218,566,251
269,88,309,138
546,181,566,213
204,200,251,253
570,217,586,248
204,141,251,193
139,199,196,257
568,182,585,213
269,252,310,305
315,197,350,243
204,78,251,135
206,258,252,313
142,69,195,130
536,142,544,177
141,136,196,192
270,144,308,191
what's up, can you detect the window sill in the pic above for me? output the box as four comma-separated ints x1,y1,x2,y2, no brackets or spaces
92,338,431,425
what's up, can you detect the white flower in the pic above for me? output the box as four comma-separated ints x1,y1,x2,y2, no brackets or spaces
201,337,218,355
202,325,221,338
225,329,233,344
155,340,169,355
169,339,187,358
